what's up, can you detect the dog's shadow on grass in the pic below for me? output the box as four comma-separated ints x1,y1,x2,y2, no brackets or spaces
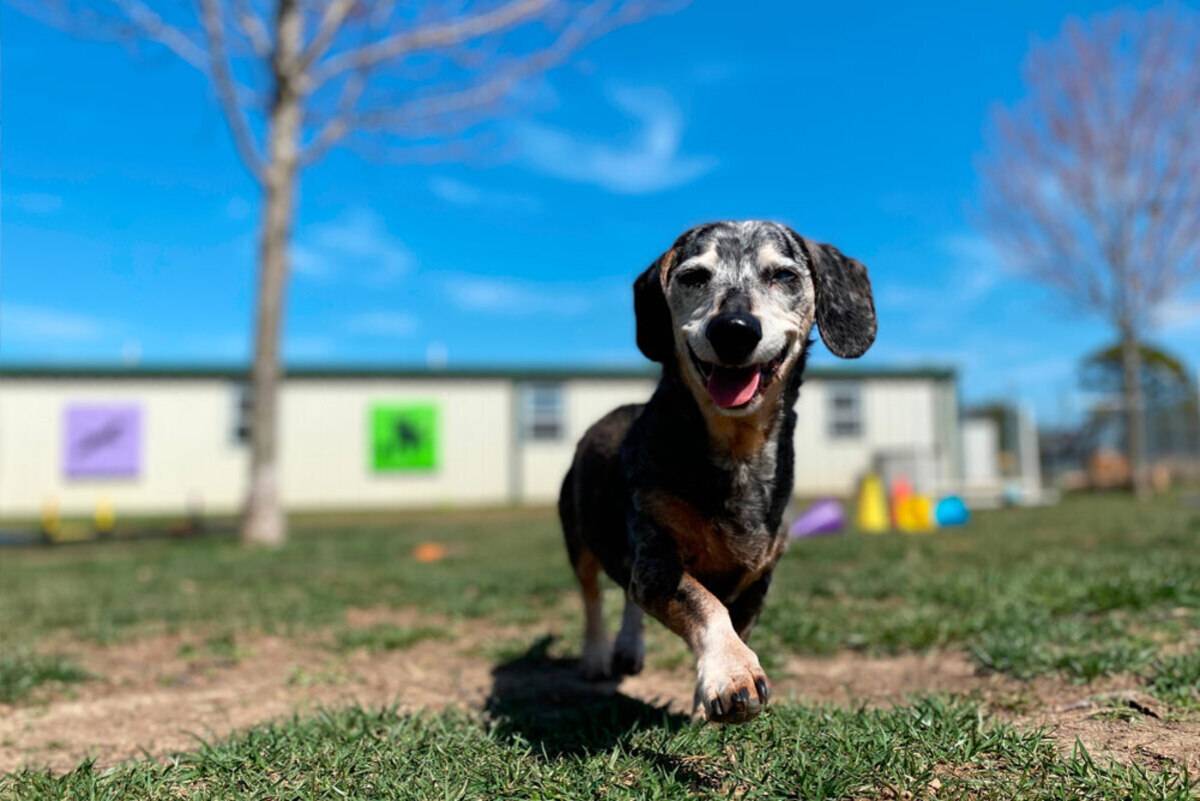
484,635,689,757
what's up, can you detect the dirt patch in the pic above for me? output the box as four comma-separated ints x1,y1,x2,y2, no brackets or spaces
2,617,1198,774
1016,685,1200,773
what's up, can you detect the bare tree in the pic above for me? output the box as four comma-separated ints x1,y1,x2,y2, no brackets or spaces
979,5,1200,498
9,0,673,544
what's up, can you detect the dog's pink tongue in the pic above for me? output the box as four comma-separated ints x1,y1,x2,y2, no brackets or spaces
706,367,760,409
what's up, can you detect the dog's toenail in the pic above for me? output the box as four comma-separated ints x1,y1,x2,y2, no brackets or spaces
755,678,770,702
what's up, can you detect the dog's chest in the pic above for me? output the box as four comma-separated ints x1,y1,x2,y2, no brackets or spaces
643,453,783,588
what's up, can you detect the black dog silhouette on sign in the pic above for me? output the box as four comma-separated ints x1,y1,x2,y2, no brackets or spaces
383,420,422,457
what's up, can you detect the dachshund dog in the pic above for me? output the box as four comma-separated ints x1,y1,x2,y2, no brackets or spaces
559,220,876,723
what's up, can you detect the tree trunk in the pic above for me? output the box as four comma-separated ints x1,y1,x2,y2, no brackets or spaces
1119,326,1151,499
242,0,302,547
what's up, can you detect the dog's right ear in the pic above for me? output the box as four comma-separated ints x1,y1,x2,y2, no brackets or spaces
633,249,676,363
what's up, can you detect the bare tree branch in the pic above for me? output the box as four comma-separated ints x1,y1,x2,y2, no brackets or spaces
199,0,267,182
233,0,274,58
307,0,551,87
299,0,358,71
111,0,209,67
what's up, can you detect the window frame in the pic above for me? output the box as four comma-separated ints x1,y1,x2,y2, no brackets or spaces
826,381,864,440
520,381,565,442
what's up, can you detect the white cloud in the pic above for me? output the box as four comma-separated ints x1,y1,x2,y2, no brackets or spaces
5,192,63,215
292,208,414,285
0,302,110,342
939,233,1007,303
443,275,591,316
1156,297,1200,332
346,311,418,337
877,233,1009,312
428,176,540,212
512,86,716,194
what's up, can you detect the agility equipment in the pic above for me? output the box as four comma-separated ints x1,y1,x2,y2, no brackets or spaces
855,474,890,533
412,542,448,563
789,498,846,538
935,495,970,526
896,494,936,533
889,476,913,526
94,498,116,537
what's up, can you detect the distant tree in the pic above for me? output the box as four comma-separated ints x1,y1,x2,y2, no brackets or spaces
9,0,673,545
978,6,1200,498
1080,342,1200,463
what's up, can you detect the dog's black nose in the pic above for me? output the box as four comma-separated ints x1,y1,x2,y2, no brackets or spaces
706,312,762,364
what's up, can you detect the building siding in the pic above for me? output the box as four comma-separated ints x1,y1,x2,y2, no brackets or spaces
0,367,957,516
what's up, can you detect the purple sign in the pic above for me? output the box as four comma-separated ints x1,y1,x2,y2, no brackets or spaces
64,404,142,478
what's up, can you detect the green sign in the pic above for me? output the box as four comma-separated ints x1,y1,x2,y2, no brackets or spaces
370,403,438,472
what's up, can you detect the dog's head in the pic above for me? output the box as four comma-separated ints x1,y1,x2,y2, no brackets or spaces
634,221,876,416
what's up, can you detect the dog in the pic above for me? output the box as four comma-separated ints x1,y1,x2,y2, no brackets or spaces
558,220,876,724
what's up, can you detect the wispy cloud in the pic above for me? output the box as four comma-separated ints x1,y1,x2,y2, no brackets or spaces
5,192,63,215
428,176,540,212
443,275,592,316
877,233,1009,311
1157,297,1200,332
346,311,418,337
512,87,716,194
0,302,110,342
292,208,414,285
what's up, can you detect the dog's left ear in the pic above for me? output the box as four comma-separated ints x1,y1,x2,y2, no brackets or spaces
792,234,877,359
633,249,676,363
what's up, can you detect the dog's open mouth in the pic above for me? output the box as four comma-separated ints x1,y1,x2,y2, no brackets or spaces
688,346,788,410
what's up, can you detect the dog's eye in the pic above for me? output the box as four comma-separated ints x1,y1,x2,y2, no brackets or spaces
771,268,800,286
676,269,712,288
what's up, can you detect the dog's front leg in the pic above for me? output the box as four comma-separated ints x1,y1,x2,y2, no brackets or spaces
629,525,770,724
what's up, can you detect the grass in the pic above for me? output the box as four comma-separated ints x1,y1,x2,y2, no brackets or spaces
1,698,1193,800
3,495,1200,798
3,496,1200,688
1148,650,1200,707
0,653,89,704
332,623,447,653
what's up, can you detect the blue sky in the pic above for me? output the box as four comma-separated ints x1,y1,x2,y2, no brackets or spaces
2,1,1198,426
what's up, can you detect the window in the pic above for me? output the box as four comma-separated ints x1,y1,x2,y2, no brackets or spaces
232,382,252,445
827,382,863,439
522,382,564,441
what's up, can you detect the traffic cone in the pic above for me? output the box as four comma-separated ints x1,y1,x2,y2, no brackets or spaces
94,497,116,538
855,473,890,533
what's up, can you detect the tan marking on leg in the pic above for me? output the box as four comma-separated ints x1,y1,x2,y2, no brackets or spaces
576,550,611,680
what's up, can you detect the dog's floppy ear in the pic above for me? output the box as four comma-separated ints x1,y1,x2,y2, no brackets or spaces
794,235,877,359
633,249,676,363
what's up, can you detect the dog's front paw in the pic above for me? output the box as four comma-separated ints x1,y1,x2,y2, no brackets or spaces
579,638,613,681
610,636,644,677
694,640,770,724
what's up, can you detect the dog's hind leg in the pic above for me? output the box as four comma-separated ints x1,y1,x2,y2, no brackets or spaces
575,549,612,680
611,592,645,677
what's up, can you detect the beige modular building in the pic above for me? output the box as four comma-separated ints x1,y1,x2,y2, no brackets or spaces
0,364,959,517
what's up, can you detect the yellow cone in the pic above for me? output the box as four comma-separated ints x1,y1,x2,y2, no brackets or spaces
95,497,116,536
856,473,890,533
897,494,937,533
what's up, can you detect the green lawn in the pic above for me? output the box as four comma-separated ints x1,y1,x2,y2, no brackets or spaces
4,496,1199,686
2,495,1199,798
4,699,1194,801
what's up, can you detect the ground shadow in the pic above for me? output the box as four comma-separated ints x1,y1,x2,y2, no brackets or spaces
484,635,689,757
